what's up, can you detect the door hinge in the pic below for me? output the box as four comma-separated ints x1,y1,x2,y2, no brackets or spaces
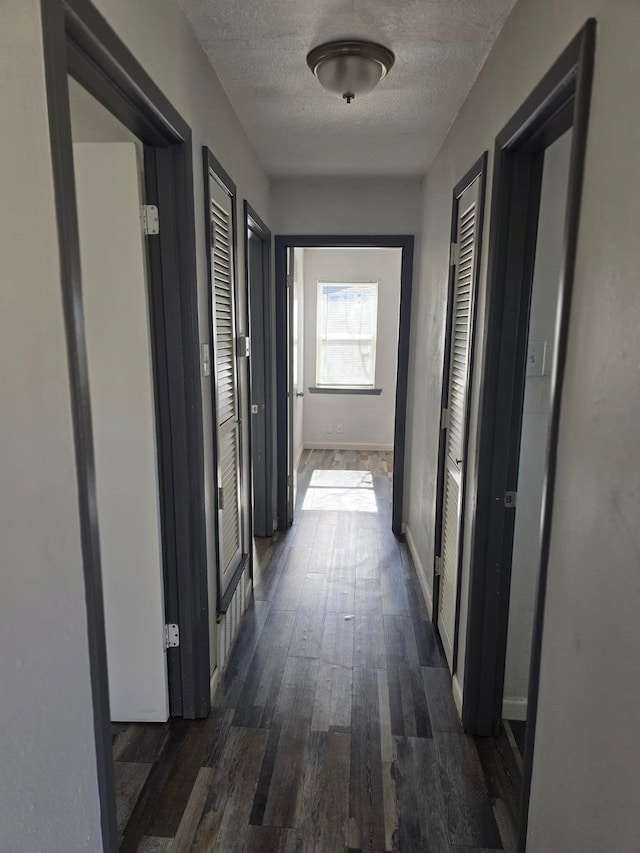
201,343,211,377
142,204,159,235
286,273,293,289
236,335,250,358
251,404,259,414
218,485,225,510
435,556,443,577
164,623,179,649
449,241,459,267
441,407,449,430
287,474,293,487
504,491,517,508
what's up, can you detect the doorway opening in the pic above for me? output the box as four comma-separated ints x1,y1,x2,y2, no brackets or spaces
274,236,414,537
244,203,278,586
69,78,170,727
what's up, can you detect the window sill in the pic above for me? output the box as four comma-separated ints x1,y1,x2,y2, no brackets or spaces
308,386,383,396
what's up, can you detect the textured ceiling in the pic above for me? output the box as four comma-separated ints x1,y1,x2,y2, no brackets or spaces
179,0,517,176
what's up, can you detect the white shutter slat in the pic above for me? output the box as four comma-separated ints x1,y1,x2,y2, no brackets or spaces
438,175,481,672
446,187,478,467
209,176,243,585
219,422,241,574
439,467,461,664
211,193,237,428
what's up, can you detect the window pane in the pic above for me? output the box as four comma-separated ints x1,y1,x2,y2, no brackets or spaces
319,284,376,340
317,282,378,386
319,340,374,385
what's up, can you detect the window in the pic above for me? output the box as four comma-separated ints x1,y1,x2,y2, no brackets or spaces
316,282,378,387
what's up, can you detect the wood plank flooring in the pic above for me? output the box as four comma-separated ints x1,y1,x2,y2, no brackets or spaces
115,450,506,852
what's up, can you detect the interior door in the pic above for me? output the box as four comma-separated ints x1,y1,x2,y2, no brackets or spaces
73,142,169,722
437,176,481,672
209,177,244,593
286,247,296,522
248,229,269,536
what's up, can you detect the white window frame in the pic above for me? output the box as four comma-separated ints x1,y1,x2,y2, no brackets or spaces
315,281,379,388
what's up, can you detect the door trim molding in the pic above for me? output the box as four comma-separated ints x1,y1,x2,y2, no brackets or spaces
432,153,488,665
457,19,596,852
41,0,210,846
273,235,414,536
244,201,274,540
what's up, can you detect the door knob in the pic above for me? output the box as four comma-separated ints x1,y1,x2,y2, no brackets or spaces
296,392,305,398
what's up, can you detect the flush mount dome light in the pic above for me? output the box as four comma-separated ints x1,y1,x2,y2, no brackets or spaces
306,39,395,104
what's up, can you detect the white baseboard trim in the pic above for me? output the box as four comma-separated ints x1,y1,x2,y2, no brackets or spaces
209,665,220,704
452,673,464,719
502,698,528,721
303,442,394,452
404,523,433,620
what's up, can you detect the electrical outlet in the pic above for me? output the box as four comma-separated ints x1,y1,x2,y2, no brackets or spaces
336,423,344,434
326,424,333,434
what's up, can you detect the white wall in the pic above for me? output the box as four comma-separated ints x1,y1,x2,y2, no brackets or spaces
0,1,102,849
301,248,402,450
68,76,140,144
270,176,423,236
502,130,573,719
403,1,640,849
89,0,271,677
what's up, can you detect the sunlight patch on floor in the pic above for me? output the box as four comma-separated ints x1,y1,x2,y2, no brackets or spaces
301,469,378,513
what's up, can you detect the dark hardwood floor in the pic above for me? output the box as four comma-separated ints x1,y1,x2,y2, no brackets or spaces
114,450,506,852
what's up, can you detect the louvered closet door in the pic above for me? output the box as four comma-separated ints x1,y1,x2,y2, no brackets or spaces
210,177,242,586
438,176,481,672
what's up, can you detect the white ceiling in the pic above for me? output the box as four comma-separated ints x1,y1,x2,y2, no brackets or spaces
179,0,517,177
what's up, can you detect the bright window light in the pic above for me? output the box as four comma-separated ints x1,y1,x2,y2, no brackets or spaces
302,469,378,512
316,282,378,387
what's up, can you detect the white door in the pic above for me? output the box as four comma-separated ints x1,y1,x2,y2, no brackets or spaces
288,247,305,521
438,176,481,672
209,178,243,590
74,143,169,722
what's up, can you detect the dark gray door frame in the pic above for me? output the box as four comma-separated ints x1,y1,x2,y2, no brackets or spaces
432,153,488,661
457,18,596,852
41,0,211,847
202,148,251,613
244,202,274,539
274,235,414,536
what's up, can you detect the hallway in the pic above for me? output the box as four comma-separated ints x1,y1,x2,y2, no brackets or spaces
115,451,504,852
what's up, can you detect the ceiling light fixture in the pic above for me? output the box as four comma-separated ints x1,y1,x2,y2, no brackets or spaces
306,39,395,104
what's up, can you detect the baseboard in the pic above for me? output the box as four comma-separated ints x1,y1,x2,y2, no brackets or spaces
209,665,220,704
404,523,433,620
452,673,464,718
502,698,528,721
303,442,394,452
